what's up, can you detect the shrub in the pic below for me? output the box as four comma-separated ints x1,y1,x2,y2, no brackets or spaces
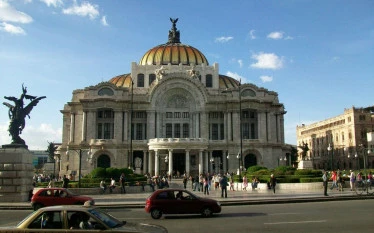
247,165,268,173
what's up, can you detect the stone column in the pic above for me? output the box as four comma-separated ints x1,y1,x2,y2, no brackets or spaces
168,149,173,176
185,150,190,176
223,150,227,173
154,150,159,176
198,150,203,175
143,150,148,174
81,111,86,142
148,151,154,176
204,151,209,174
69,113,75,143
113,110,122,141
209,151,213,173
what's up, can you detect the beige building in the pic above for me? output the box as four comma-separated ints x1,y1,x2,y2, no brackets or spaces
57,19,289,179
296,106,374,171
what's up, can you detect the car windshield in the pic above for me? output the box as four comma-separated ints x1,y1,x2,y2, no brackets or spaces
16,212,35,227
88,208,124,228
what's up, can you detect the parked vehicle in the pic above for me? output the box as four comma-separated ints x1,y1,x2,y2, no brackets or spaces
31,188,94,210
2,204,167,232
145,188,221,219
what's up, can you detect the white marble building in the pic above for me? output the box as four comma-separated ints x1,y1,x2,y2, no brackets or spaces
57,19,289,179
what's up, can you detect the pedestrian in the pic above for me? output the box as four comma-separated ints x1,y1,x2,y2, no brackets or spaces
220,175,228,198
242,175,248,191
99,180,107,194
349,170,356,191
330,170,338,190
337,169,344,191
120,173,126,194
269,174,276,194
199,174,204,192
214,174,220,190
203,175,209,195
251,176,259,190
322,170,328,196
182,175,188,189
109,178,116,193
62,175,69,188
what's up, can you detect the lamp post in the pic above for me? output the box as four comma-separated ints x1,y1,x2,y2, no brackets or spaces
327,143,334,170
238,79,243,173
66,147,91,188
129,79,134,169
354,152,359,170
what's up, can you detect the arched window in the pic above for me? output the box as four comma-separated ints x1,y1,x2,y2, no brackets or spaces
97,154,110,168
149,74,156,86
137,73,144,87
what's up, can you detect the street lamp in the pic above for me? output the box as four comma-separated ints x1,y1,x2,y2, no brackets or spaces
238,79,243,172
327,143,333,170
355,152,359,170
66,147,91,188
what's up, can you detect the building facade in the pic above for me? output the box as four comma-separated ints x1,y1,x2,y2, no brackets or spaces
57,19,289,179
296,106,374,171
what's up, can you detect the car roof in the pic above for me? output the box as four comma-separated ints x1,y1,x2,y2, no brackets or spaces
37,205,97,211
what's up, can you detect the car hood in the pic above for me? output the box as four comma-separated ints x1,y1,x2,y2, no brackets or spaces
115,222,167,233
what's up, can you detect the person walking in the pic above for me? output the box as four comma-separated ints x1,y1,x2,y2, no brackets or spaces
322,170,328,196
242,175,248,191
220,175,228,198
62,175,69,188
269,174,276,194
109,178,116,193
119,173,126,194
330,170,338,190
203,175,209,195
349,170,356,191
182,175,188,189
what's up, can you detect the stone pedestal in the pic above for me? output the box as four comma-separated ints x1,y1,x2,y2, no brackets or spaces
0,147,34,202
298,160,314,169
134,168,142,174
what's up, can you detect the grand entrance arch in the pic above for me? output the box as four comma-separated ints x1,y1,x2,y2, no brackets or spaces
244,154,257,169
97,154,111,168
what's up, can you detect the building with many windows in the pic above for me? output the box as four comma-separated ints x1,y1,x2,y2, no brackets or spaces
296,106,374,170
57,19,289,179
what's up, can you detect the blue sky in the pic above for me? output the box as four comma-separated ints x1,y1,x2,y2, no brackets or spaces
1,0,373,150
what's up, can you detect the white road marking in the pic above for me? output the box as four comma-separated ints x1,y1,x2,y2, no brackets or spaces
264,220,327,225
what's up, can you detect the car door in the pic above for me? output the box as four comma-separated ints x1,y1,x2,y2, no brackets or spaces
177,191,201,214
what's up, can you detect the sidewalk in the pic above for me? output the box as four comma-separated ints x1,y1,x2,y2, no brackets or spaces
0,186,370,210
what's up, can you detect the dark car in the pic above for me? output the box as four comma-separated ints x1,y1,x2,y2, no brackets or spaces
145,188,221,219
31,188,94,210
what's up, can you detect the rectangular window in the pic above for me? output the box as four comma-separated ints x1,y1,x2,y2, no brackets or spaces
98,123,102,139
220,123,224,140
183,112,189,118
166,112,173,118
166,124,172,138
242,111,249,119
212,124,218,140
183,123,189,138
136,123,143,140
174,124,180,138
174,112,181,118
251,123,255,139
206,74,213,88
243,123,249,139
103,123,112,139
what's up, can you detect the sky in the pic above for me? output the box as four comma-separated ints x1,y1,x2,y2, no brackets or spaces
0,0,373,150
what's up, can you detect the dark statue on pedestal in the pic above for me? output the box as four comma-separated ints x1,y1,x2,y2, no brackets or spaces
3,84,46,148
298,142,309,160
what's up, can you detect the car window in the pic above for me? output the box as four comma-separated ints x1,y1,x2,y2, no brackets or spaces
39,190,52,197
28,211,63,229
68,211,94,230
156,191,175,199
59,190,67,197
88,208,123,228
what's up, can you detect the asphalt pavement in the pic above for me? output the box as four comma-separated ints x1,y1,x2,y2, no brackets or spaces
0,183,372,210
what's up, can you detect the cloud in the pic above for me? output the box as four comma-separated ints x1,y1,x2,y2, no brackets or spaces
250,52,284,70
237,59,243,68
260,75,273,83
249,29,256,39
62,1,99,20
226,71,247,83
0,122,62,150
40,0,64,7
0,0,33,24
267,31,284,40
101,15,108,26
215,36,233,43
0,22,26,35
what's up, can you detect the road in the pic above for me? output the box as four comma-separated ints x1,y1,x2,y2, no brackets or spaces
0,199,373,233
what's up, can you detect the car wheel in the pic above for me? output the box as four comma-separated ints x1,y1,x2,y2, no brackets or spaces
201,207,212,217
33,203,43,211
150,209,162,219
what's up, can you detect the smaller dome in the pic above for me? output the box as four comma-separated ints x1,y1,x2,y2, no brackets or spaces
109,74,132,88
219,75,240,89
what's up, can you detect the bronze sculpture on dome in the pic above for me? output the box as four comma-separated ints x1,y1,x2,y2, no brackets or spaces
3,84,46,147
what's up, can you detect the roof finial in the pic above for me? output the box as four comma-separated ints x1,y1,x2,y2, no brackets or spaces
168,17,180,44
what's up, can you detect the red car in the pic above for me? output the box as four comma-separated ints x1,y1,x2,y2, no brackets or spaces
31,188,94,210
145,188,221,219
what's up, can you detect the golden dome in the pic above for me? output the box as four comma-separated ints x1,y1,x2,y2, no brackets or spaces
109,73,239,89
109,73,132,88
139,18,208,66
139,43,209,66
